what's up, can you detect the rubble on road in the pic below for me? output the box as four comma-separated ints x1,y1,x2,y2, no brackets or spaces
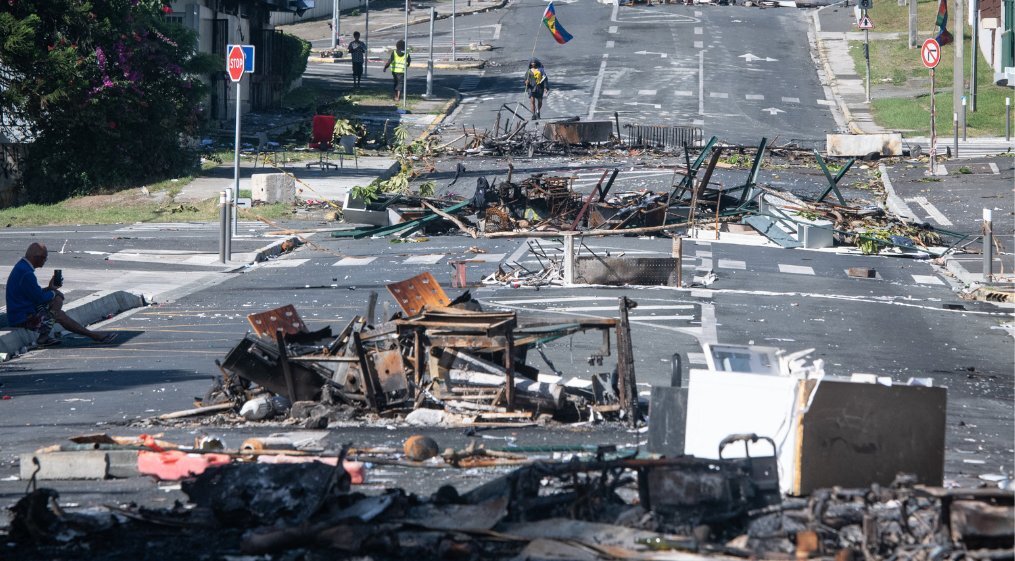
6,450,1012,560
145,273,643,429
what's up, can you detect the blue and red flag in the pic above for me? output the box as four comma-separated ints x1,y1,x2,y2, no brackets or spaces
934,0,952,46
542,2,573,45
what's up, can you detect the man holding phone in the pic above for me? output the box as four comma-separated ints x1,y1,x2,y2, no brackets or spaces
5,243,116,347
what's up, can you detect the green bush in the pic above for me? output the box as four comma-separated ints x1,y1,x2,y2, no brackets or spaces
279,32,311,91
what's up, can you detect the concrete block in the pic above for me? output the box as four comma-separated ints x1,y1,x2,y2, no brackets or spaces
826,133,903,157
341,192,389,226
20,450,139,480
251,173,296,204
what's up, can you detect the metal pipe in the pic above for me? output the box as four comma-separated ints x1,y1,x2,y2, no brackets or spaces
219,191,227,263
1007,97,1011,141
864,29,871,103
953,112,959,158
983,208,993,281
962,96,967,140
425,7,434,97
452,0,457,62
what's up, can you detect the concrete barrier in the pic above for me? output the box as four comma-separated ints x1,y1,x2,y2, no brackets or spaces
252,173,296,204
826,133,903,157
0,290,146,359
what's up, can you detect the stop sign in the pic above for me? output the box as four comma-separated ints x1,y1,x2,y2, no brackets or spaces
227,45,245,82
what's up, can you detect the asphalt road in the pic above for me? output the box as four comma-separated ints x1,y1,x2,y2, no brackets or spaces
1,0,1012,527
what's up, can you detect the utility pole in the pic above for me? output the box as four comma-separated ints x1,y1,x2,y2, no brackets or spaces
403,0,409,110
971,0,979,111
909,0,918,48
364,0,369,77
953,0,965,135
331,0,338,50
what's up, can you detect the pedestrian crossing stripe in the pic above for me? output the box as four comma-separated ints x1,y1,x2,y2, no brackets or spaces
402,254,444,265
334,256,377,266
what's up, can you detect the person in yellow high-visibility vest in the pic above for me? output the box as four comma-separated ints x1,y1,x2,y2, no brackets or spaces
383,40,411,103
524,59,550,120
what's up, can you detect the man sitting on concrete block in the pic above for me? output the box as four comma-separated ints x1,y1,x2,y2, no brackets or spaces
5,243,116,347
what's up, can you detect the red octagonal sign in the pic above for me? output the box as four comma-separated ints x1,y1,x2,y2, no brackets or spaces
227,45,245,82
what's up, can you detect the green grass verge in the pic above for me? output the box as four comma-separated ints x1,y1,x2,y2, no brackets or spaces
848,39,1009,136
0,198,293,228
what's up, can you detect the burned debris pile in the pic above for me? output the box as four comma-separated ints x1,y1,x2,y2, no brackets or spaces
171,273,642,428
7,446,1013,560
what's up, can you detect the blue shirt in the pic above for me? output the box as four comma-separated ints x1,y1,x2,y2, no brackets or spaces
5,258,54,326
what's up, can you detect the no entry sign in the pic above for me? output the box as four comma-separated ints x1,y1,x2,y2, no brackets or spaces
921,38,941,69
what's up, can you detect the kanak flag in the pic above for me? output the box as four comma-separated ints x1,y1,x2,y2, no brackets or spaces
542,2,573,45
934,0,953,46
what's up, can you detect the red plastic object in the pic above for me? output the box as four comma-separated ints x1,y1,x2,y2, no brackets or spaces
309,115,336,150
138,450,232,481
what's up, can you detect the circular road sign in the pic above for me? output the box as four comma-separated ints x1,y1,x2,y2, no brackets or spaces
227,45,245,82
921,38,941,69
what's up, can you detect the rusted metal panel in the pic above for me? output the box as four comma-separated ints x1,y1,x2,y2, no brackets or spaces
247,305,308,337
625,124,703,150
575,257,679,286
542,120,613,144
369,349,409,394
386,272,451,317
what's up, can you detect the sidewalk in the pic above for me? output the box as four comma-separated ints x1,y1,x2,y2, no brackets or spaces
811,3,1014,156
812,5,1014,291
281,0,505,69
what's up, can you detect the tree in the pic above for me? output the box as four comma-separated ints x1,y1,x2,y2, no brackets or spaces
0,0,217,202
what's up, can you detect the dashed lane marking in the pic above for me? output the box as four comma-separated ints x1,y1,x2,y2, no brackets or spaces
717,259,746,270
912,274,945,285
402,254,445,265
778,264,815,275
334,256,377,266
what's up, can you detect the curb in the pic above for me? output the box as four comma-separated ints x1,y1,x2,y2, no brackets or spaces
372,0,509,33
810,4,866,135
877,163,919,223
416,87,462,144
252,235,305,264
309,56,486,70
0,290,146,360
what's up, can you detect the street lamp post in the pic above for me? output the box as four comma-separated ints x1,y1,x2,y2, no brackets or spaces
425,7,435,97
403,0,409,110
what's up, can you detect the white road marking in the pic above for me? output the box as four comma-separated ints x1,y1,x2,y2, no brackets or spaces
638,89,657,95
695,251,712,258
746,94,764,100
692,119,704,126
905,196,953,226
402,254,444,265
547,305,695,312
817,99,835,106
782,97,800,103
260,259,309,268
778,264,815,275
674,90,693,96
718,259,746,270
710,92,729,98
694,40,704,49
694,27,703,34
698,49,704,115
334,256,377,266
507,239,532,264
606,40,615,48
694,10,702,16
587,56,609,120
762,107,785,115
609,26,618,33
489,296,619,305
627,315,695,321
912,274,945,285
687,352,706,364
602,89,622,96
988,162,999,174
461,253,506,263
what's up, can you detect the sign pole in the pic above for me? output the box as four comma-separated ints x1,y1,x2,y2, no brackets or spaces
232,79,241,238
930,67,936,175
452,0,457,62
331,0,338,50
864,26,871,102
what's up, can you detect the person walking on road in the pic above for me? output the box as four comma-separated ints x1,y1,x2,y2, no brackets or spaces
524,59,549,120
348,31,366,88
383,39,411,103
5,243,116,347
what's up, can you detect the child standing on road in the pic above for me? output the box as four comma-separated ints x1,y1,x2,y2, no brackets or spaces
348,31,367,88
524,59,549,120
383,40,411,103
